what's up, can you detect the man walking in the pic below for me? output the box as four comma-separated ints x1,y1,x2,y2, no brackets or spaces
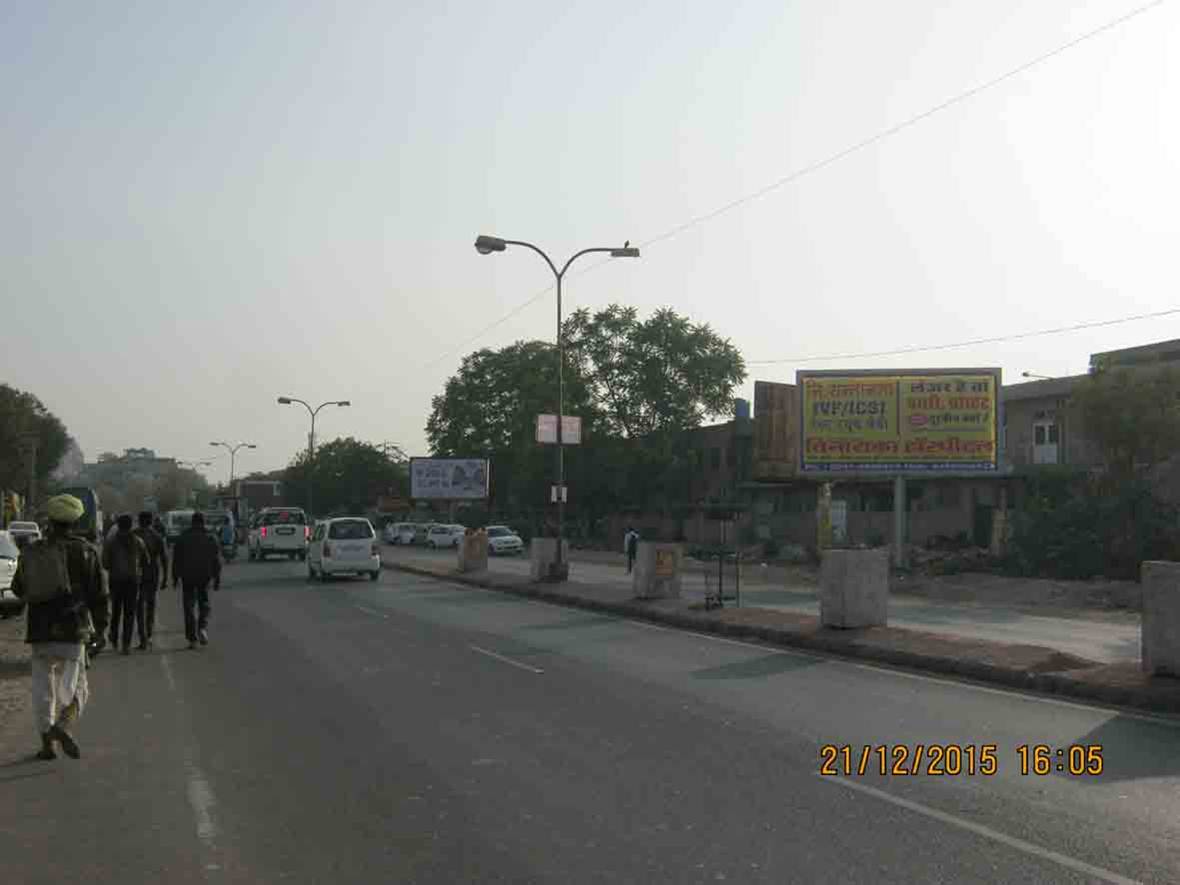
11,494,109,760
102,514,149,655
625,526,639,574
133,511,168,651
172,512,221,649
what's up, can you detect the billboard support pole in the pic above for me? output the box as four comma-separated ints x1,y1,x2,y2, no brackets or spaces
892,475,907,569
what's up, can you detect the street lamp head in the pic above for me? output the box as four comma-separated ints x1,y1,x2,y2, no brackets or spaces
277,396,292,405
209,441,220,447
246,444,257,449
474,234,507,255
337,400,351,407
610,246,640,258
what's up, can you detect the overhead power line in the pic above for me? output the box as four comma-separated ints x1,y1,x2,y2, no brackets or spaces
424,0,1166,371
747,307,1180,366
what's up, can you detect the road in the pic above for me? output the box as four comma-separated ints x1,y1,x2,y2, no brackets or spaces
389,546,1142,664
1,557,1178,883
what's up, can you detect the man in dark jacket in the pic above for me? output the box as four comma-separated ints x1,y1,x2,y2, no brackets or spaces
12,494,109,760
172,512,221,649
133,511,168,651
102,513,150,655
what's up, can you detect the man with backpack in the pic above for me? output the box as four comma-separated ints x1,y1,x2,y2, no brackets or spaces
11,494,109,760
172,511,222,649
133,511,168,651
102,514,150,655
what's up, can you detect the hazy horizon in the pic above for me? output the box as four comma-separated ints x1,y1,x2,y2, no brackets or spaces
4,1,1176,484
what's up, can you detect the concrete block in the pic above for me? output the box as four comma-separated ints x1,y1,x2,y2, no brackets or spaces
632,542,683,599
530,538,570,582
1142,561,1180,676
820,548,888,628
457,532,488,573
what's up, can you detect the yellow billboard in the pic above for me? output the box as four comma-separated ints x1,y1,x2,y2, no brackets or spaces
798,370,999,473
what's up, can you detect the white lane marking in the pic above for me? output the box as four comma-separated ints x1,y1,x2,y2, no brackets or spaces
160,656,223,858
186,759,220,844
821,776,1141,885
400,570,1180,726
469,645,544,674
355,605,387,619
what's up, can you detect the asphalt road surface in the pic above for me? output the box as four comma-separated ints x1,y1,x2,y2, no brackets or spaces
2,558,1179,883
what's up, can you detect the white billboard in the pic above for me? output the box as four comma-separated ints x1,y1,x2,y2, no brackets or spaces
535,414,582,444
410,458,489,500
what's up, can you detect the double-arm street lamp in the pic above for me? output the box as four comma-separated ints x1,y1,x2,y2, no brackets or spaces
473,234,639,580
277,397,351,518
209,441,256,492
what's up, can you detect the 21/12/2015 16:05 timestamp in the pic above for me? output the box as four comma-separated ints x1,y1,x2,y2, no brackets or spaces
819,744,1104,777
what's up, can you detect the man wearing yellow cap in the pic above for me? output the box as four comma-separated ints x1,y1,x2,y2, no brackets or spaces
11,493,109,760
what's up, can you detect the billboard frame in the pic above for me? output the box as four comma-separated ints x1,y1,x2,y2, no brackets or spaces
408,457,490,501
796,367,1002,479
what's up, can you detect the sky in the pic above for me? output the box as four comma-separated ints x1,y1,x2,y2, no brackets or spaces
2,0,1177,484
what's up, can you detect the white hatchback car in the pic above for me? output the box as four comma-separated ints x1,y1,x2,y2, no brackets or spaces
383,522,415,545
8,520,42,549
486,525,524,556
426,524,466,549
308,518,380,582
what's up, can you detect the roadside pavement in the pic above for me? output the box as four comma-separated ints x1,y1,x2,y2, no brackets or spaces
382,545,1180,716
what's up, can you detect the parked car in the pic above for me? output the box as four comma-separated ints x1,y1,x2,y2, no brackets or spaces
485,525,524,556
307,517,380,582
426,524,466,549
8,520,41,549
383,522,416,545
248,508,310,561
0,531,23,617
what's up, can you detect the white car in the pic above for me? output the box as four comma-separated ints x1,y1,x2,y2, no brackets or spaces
486,525,524,556
249,508,310,561
0,531,22,615
383,522,416,545
426,524,466,549
8,520,41,548
307,518,380,582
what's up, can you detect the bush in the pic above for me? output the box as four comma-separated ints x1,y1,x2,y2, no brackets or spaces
1004,477,1177,580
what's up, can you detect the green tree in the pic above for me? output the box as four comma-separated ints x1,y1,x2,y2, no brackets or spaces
425,341,596,513
0,384,70,502
285,437,408,516
563,305,746,438
1072,366,1180,481
563,305,746,513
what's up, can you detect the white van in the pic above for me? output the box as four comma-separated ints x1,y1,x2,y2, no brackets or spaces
307,518,380,581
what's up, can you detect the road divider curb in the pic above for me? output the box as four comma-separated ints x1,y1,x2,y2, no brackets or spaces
385,558,1180,716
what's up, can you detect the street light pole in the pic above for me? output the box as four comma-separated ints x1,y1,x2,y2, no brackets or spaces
209,441,257,493
277,397,351,519
474,235,639,580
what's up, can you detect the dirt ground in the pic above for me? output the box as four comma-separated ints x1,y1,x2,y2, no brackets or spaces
0,612,31,752
572,547,1142,612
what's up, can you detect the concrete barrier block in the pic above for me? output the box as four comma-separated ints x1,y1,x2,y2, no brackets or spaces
530,538,570,582
820,548,888,628
457,533,488,573
633,542,683,599
1142,561,1180,676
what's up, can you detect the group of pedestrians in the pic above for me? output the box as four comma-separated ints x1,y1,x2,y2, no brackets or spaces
10,495,223,762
